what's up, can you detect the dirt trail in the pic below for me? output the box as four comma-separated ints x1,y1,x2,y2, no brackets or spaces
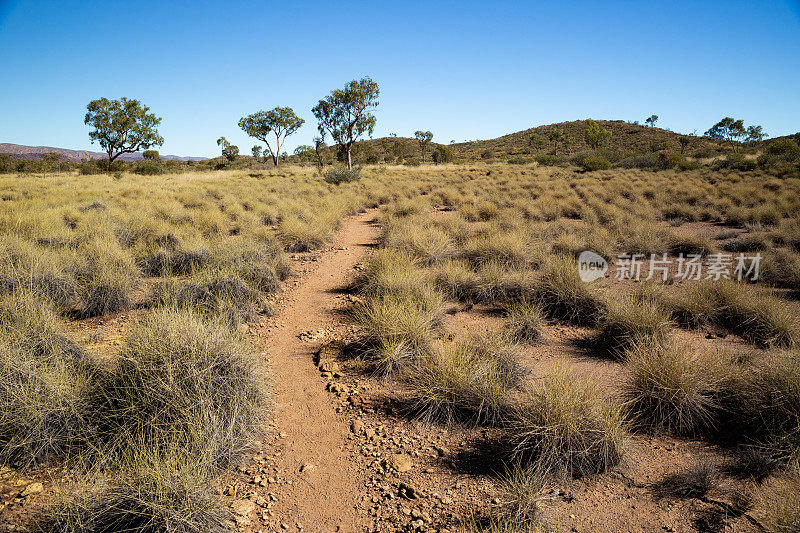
254,210,379,532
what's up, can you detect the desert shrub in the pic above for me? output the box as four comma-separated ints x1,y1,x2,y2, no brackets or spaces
580,155,611,172
93,308,267,469
349,289,444,376
622,340,730,436
533,255,606,326
132,159,164,175
670,153,700,171
432,145,455,164
758,138,800,177
535,154,566,167
669,280,796,347
692,147,718,159
594,295,671,354
616,152,659,170
717,153,758,172
406,333,524,425
504,300,546,344
324,167,361,184
507,156,530,165
0,293,97,466
0,154,16,173
78,160,105,175
509,368,625,477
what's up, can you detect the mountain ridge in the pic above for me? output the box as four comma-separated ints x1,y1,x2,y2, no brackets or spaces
0,143,208,162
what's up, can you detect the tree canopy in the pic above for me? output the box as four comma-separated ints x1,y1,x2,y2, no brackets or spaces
705,117,752,152
585,119,612,150
216,137,239,162
746,125,766,144
85,97,163,162
238,107,304,166
312,77,380,169
414,130,433,161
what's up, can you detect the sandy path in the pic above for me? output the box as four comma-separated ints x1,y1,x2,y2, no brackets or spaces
254,210,379,532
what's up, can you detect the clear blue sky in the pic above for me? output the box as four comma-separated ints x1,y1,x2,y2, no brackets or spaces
1,0,799,157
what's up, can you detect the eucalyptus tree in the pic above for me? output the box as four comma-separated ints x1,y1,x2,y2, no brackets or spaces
238,107,305,166
705,118,747,152
414,130,433,161
84,97,163,162
312,77,380,169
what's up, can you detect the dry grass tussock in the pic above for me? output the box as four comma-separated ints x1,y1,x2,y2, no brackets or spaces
406,332,526,426
508,367,625,478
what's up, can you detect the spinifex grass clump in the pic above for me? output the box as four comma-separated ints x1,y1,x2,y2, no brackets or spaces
757,474,800,533
213,237,290,293
150,275,268,326
382,217,457,265
508,368,625,478
142,248,210,276
352,248,428,298
504,300,546,344
0,292,98,466
652,462,720,499
533,255,606,326
622,339,731,436
669,280,797,348
93,308,267,469
475,261,533,304
348,287,445,376
35,451,227,533
0,236,80,311
407,332,525,426
494,464,547,531
594,294,672,355
731,353,800,466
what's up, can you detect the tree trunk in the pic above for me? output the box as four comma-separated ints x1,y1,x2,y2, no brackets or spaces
272,152,278,166
346,146,353,170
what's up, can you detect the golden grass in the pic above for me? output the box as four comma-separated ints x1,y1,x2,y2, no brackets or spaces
509,367,625,478
3,163,800,527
